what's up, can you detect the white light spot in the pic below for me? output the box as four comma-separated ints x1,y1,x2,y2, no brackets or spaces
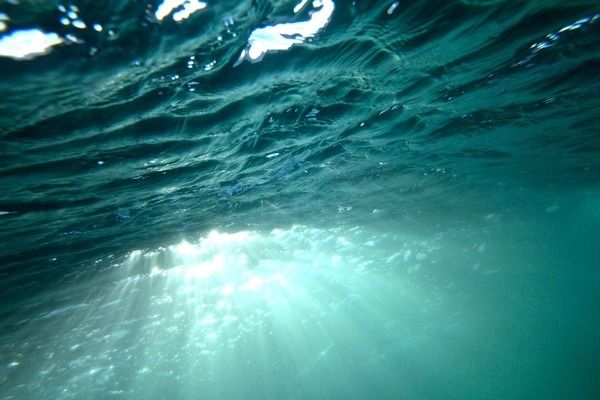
64,33,82,43
72,19,87,29
237,0,334,64
0,29,64,60
173,0,206,22
155,0,207,22
204,59,216,70
387,1,400,15
0,12,9,32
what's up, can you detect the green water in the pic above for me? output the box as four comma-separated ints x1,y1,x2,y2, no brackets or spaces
1,0,599,399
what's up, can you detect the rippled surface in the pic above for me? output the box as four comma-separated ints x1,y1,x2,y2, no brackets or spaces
1,1,599,399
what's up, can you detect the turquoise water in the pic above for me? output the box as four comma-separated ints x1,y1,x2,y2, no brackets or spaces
1,1,599,399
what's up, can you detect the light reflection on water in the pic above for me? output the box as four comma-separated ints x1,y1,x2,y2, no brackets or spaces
0,0,335,61
154,0,207,22
236,0,335,64
0,29,63,60
0,0,209,61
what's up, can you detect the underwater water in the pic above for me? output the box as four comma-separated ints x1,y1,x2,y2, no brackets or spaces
1,0,599,398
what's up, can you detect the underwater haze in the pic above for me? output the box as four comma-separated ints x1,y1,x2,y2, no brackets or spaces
1,0,599,399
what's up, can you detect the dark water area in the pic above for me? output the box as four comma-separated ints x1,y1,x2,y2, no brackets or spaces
1,1,599,399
